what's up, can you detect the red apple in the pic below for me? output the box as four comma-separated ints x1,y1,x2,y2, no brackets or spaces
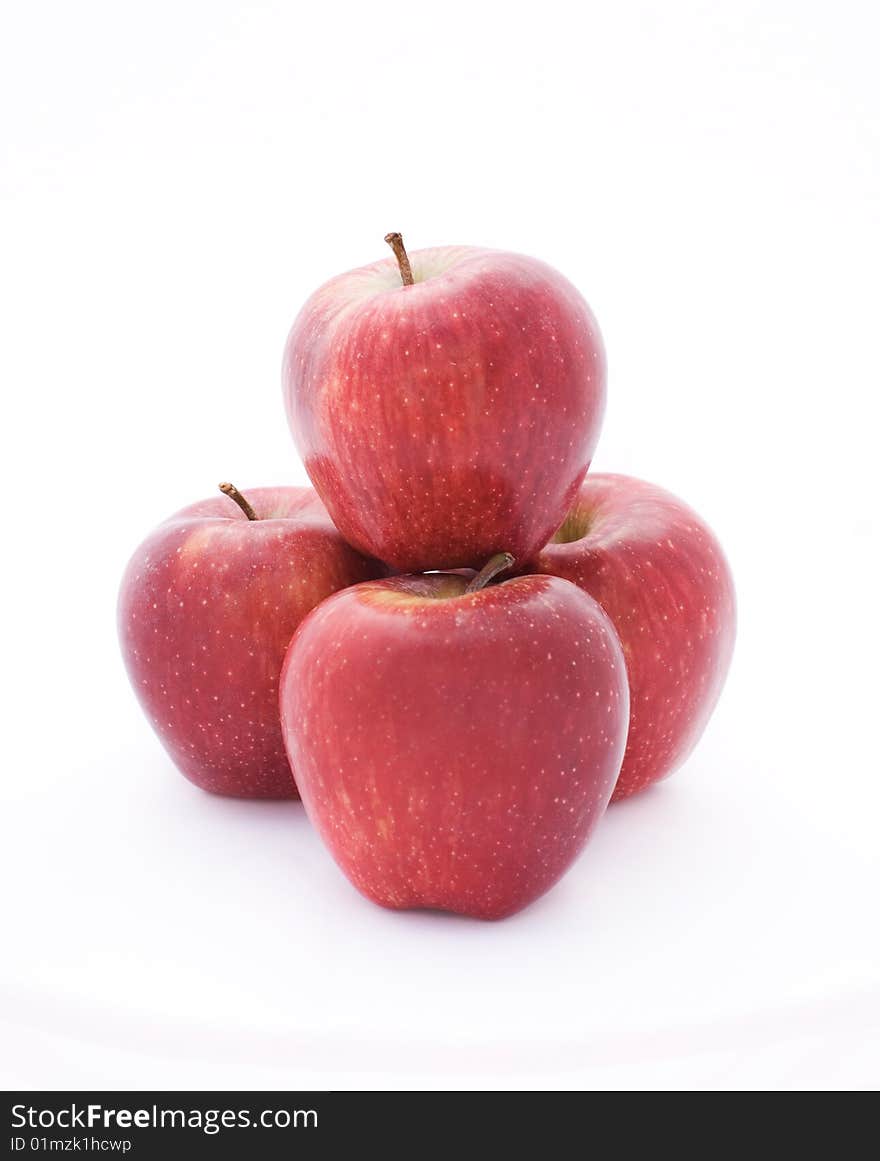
282,234,606,572
118,484,383,798
532,474,736,801
279,562,629,919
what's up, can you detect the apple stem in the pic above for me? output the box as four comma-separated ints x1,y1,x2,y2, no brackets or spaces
465,552,516,594
384,232,415,286
218,482,258,521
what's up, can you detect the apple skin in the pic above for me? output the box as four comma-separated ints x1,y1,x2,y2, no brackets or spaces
532,474,736,801
282,245,606,572
118,486,384,799
279,572,629,919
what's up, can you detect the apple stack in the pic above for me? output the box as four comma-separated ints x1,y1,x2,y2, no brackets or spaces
120,234,735,920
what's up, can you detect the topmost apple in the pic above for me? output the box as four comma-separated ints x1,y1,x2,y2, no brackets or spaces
282,234,606,571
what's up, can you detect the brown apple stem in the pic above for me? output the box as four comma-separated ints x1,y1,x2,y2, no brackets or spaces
465,552,516,594
384,232,415,286
218,482,258,521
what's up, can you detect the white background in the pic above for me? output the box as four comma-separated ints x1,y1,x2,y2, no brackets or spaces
1,0,878,1091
